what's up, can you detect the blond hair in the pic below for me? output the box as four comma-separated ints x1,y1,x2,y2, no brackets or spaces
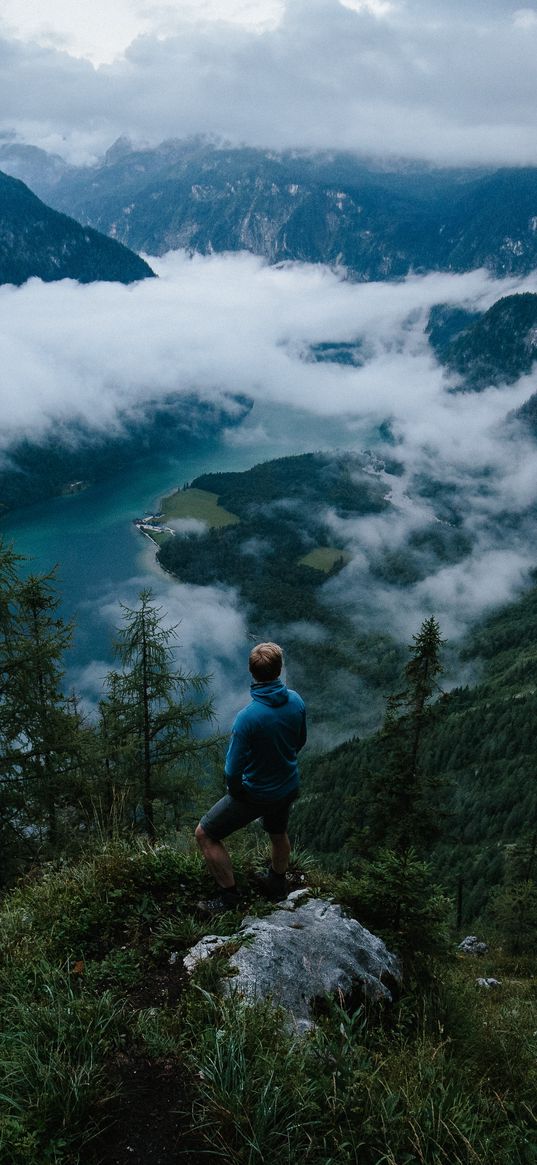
249,642,283,682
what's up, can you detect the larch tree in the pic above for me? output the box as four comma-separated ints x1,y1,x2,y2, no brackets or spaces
109,588,217,839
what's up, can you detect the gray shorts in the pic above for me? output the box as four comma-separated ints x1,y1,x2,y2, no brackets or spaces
199,789,298,842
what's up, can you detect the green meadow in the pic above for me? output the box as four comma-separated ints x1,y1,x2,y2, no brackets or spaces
299,546,351,572
162,487,240,528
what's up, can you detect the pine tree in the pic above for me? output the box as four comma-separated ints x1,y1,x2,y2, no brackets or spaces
0,539,27,880
95,671,136,836
350,617,450,960
370,615,445,855
5,571,83,851
109,589,217,839
0,561,86,870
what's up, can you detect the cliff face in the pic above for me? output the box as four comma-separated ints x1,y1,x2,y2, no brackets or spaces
0,169,154,286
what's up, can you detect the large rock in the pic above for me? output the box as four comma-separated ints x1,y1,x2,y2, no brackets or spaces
184,890,401,1031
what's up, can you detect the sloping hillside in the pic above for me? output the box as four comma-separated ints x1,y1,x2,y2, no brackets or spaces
0,169,154,286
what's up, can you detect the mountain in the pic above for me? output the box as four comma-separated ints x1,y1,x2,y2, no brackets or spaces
0,139,72,196
438,168,537,277
0,138,481,277
6,137,537,280
428,293,537,391
0,169,154,286
21,140,445,278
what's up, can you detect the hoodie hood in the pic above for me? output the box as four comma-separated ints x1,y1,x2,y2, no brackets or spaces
250,678,289,707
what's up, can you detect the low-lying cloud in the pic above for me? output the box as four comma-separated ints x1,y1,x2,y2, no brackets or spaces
3,249,537,718
1,250,534,448
71,572,251,729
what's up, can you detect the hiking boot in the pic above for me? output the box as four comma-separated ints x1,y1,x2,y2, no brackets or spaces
254,868,288,901
196,887,241,917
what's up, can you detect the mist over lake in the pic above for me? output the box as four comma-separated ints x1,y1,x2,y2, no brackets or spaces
1,397,360,721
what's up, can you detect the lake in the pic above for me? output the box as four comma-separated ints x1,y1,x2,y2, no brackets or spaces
2,400,365,697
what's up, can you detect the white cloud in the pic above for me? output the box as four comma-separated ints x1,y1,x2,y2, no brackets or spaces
0,252,512,448
0,0,283,64
2,251,537,672
168,518,208,536
92,572,251,728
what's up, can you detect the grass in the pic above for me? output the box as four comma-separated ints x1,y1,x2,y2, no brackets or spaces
1,839,537,1164
298,546,351,572
161,487,240,528
144,529,172,547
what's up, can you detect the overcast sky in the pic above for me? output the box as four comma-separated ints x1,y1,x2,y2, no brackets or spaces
2,0,537,164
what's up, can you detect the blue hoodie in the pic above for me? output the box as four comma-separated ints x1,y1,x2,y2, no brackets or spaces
225,678,307,802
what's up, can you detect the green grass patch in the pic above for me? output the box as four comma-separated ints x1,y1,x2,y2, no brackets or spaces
144,529,172,547
298,546,350,572
162,487,240,528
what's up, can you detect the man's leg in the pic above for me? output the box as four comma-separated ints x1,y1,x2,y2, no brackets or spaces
270,831,291,875
195,793,259,906
252,831,290,900
195,824,236,889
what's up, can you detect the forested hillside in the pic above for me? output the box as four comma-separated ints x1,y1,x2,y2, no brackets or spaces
428,293,537,392
0,169,154,286
0,395,248,513
294,579,537,924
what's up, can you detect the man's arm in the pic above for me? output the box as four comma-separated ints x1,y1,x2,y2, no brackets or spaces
224,726,250,798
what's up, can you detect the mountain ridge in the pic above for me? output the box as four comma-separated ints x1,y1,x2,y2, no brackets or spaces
5,137,537,279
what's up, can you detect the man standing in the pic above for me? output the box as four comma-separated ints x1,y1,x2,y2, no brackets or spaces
195,642,307,910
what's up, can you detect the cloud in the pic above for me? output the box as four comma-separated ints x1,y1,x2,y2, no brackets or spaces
78,572,251,729
3,249,537,694
167,518,208,536
2,0,537,164
1,251,535,451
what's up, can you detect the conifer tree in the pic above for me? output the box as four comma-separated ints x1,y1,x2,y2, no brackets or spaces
95,671,136,836
0,560,85,867
4,571,82,851
370,615,445,855
351,617,450,960
0,539,27,880
109,589,216,839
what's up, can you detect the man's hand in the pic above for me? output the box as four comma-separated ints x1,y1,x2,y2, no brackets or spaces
226,772,245,799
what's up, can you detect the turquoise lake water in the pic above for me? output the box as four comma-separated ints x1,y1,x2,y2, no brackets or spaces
2,401,362,691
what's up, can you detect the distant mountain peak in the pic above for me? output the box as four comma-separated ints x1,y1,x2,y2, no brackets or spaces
104,136,137,165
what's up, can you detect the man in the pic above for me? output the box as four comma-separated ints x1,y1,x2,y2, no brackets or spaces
195,641,307,910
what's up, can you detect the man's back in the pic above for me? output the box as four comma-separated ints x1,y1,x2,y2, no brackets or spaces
226,678,307,800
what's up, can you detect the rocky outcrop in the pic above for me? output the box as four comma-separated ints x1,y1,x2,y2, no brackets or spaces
184,890,402,1032
458,936,489,956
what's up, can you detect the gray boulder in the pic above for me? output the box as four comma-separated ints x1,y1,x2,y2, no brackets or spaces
458,935,489,956
476,977,502,989
184,890,401,1031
